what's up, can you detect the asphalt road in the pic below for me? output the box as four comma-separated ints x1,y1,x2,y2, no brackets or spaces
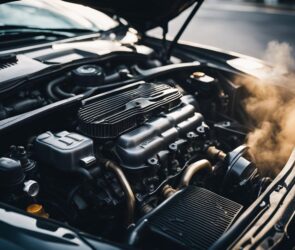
148,1,295,59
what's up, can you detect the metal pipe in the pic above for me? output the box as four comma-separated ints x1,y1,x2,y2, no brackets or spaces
207,146,227,161
105,160,135,226
179,159,212,188
162,159,213,199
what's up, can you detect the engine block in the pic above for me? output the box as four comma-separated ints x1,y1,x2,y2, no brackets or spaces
78,82,205,171
115,98,204,170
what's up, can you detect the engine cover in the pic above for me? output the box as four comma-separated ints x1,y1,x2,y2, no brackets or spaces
77,82,182,138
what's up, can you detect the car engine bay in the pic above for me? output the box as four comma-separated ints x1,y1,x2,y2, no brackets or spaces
0,47,283,249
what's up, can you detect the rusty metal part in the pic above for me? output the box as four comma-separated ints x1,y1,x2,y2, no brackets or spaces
179,159,212,188
207,146,227,161
141,203,154,215
105,160,135,226
191,71,205,79
162,184,177,199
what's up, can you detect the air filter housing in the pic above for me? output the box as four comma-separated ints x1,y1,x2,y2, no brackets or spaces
129,186,243,250
77,82,182,138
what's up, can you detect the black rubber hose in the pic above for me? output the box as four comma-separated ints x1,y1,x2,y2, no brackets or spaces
54,85,75,98
46,76,67,101
73,168,93,181
82,61,201,98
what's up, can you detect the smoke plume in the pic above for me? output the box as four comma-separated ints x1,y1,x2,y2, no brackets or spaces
239,41,295,175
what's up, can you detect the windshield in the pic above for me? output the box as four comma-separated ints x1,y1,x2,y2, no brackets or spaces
0,0,119,31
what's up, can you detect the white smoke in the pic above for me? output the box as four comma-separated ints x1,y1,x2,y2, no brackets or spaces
240,41,295,175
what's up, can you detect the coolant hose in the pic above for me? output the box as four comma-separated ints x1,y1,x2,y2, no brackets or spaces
179,159,212,188
54,85,75,98
105,160,135,226
46,76,67,101
162,159,213,199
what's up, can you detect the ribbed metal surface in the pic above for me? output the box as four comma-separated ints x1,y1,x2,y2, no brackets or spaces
78,83,182,138
148,186,243,250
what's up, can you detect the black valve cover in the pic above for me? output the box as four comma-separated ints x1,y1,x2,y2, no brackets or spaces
78,82,182,139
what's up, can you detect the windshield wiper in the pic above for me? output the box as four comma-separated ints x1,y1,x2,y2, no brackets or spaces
0,25,96,37
0,25,97,37
0,25,99,50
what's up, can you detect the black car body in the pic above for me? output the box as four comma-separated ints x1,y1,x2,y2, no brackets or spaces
0,1,294,249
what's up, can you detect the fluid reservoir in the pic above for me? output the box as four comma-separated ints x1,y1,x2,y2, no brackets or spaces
72,65,105,86
0,157,25,189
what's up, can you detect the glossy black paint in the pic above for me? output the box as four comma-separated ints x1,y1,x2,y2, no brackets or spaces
0,203,128,250
0,2,294,249
54,0,196,31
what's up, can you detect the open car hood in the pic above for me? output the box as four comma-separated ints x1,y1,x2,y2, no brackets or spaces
57,0,197,31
